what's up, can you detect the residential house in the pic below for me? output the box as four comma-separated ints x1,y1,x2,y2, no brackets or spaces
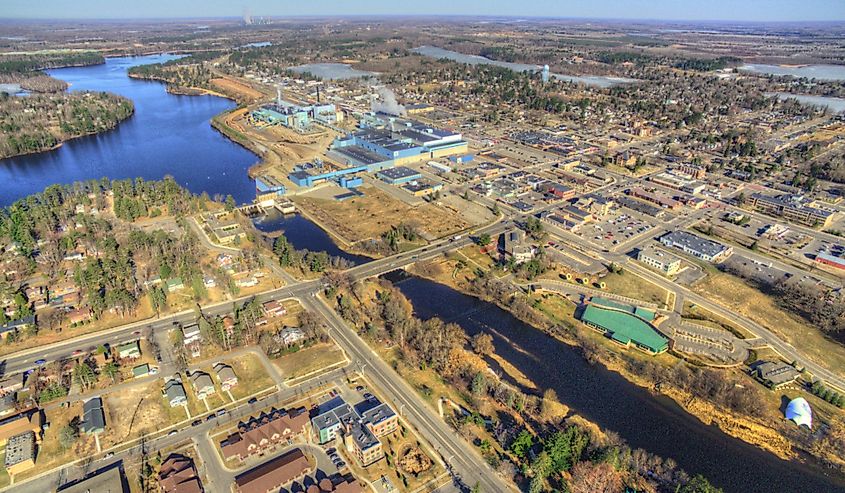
275,327,305,347
0,394,17,417
501,230,535,264
66,307,92,326
81,397,106,435
116,341,141,360
221,407,309,461
182,323,202,358
164,380,188,407
166,278,185,293
159,454,203,493
213,363,238,391
132,364,151,378
190,372,215,400
262,300,287,317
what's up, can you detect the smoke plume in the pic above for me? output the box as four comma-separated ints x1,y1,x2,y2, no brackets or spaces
371,86,406,116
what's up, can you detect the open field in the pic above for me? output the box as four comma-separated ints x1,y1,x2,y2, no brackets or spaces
102,380,173,447
227,353,277,400
601,270,670,308
209,76,265,101
294,187,473,243
692,272,845,374
273,341,346,381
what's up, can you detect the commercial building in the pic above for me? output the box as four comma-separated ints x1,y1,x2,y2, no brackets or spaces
753,361,800,390
815,252,845,270
255,175,287,206
649,172,705,195
579,297,669,355
402,179,443,197
749,193,835,228
4,431,35,476
81,397,106,435
311,396,398,467
677,164,706,179
221,407,309,461
116,341,141,360
501,230,535,264
0,409,42,447
202,211,247,244
332,120,467,168
660,231,733,262
637,247,682,276
58,466,128,493
627,187,681,210
250,100,341,131
234,448,312,493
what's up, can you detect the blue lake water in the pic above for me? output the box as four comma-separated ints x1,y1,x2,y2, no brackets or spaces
768,92,845,113
252,210,371,265
0,54,258,207
741,64,845,81
414,45,635,87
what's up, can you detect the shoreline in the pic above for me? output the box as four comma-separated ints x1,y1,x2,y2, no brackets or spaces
401,263,842,472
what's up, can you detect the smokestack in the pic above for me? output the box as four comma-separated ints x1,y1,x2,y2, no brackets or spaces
317,86,321,104
276,85,282,106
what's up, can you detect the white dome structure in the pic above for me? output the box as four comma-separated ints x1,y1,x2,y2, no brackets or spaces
785,397,813,428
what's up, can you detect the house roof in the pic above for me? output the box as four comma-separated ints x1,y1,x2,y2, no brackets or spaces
221,407,309,460
190,372,214,390
159,454,202,493
58,467,127,493
164,380,186,401
82,397,105,433
4,431,35,467
213,363,237,382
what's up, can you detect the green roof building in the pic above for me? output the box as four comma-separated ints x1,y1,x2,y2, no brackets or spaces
580,297,668,355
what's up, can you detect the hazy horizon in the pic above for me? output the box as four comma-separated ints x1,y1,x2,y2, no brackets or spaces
2,0,844,22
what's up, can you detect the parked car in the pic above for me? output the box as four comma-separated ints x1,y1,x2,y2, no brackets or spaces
192,420,202,427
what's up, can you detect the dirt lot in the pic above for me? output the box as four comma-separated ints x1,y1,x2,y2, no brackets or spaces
294,187,473,243
273,342,347,381
693,272,845,374
210,76,265,102
101,380,177,448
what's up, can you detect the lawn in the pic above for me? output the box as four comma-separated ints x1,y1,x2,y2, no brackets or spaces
228,353,276,401
692,271,845,375
273,342,347,381
602,270,670,308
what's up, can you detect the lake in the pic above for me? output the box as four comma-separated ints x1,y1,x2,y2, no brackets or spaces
0,54,258,207
768,92,845,113
414,45,635,88
387,272,845,493
288,63,376,80
741,64,845,81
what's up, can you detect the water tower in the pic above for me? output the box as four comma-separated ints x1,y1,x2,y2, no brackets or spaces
542,65,550,83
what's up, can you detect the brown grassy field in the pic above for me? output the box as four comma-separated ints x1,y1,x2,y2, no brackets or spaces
693,272,845,374
294,187,472,243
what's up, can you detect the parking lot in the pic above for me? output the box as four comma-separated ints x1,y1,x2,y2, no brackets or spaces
577,211,657,250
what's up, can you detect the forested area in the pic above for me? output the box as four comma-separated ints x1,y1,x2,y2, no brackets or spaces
127,53,218,89
0,51,103,94
0,90,134,158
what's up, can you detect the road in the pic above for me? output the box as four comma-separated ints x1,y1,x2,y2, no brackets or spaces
305,295,511,493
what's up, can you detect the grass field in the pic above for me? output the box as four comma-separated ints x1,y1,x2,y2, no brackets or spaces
274,342,346,381
693,272,845,374
602,270,670,307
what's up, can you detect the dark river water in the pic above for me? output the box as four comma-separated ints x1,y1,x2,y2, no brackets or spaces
252,210,371,265
386,272,845,493
0,54,257,207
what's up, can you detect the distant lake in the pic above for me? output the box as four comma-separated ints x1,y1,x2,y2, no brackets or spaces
0,54,258,207
242,41,272,48
741,64,845,81
288,63,375,80
414,45,635,88
768,92,845,113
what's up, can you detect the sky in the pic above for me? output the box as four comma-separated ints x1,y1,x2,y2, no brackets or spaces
2,0,844,22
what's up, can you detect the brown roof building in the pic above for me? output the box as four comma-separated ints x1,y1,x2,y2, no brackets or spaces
221,407,309,461
0,408,42,447
159,454,203,493
234,448,312,493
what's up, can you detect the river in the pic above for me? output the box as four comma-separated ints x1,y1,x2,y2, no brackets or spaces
386,272,845,493
0,54,258,207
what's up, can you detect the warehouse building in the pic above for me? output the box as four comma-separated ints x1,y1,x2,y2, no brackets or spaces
377,166,422,185
660,231,733,262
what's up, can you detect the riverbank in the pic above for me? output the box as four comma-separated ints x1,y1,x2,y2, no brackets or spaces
404,255,843,474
